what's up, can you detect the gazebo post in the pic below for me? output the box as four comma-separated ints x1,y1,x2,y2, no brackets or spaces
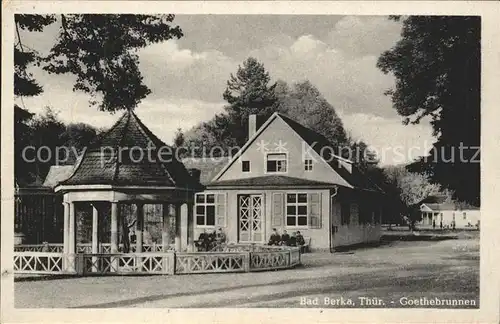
91,203,99,272
68,201,76,272
62,202,69,270
135,202,144,253
110,201,119,272
187,202,194,251
174,203,182,251
135,202,144,270
162,203,171,252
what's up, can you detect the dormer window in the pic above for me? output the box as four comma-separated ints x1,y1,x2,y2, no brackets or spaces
266,153,287,173
304,159,313,171
242,160,250,172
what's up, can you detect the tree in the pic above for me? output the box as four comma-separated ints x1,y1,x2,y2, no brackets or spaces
59,122,103,164
15,15,57,97
275,80,348,148
14,105,36,186
15,14,183,112
222,57,278,147
26,107,67,182
381,164,453,229
183,57,278,155
173,128,185,148
15,108,103,184
377,16,480,206
276,80,378,169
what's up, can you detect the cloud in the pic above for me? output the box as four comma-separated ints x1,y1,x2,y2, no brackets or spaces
329,16,402,56
138,40,238,102
290,35,329,56
17,87,225,145
249,33,396,117
340,112,435,165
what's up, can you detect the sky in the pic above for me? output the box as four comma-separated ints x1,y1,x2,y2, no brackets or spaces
16,15,435,166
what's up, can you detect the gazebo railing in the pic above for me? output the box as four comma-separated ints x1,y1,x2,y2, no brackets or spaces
78,253,175,275
14,252,66,274
14,243,174,254
13,245,301,276
175,252,248,274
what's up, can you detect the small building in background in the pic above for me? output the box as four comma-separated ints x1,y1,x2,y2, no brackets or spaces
417,195,480,229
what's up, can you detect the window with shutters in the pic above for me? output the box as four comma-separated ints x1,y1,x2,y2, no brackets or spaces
341,202,350,225
286,193,308,227
195,193,216,226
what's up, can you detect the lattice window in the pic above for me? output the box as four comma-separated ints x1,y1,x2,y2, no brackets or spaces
195,193,216,226
304,159,313,171
286,193,308,227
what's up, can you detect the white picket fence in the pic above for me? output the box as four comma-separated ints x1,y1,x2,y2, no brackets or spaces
13,244,301,276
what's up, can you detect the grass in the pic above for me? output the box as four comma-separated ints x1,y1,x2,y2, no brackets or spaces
14,238,479,308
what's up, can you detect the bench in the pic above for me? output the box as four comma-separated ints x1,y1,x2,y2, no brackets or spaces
301,237,311,253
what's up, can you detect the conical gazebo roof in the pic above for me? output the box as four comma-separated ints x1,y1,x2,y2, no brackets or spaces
61,110,198,188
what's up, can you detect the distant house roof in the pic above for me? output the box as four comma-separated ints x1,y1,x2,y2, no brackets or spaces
42,165,75,188
206,175,340,188
421,203,457,211
59,110,199,189
182,157,230,185
419,195,449,204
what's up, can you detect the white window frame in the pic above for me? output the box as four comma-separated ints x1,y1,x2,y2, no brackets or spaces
285,192,308,228
265,153,288,174
195,193,216,228
304,159,313,171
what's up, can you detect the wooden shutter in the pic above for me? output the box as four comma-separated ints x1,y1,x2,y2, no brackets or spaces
272,193,284,226
308,192,322,229
215,193,227,227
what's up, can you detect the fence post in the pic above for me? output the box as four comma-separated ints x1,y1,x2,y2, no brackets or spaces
172,251,177,275
75,253,85,276
244,252,251,272
164,251,175,275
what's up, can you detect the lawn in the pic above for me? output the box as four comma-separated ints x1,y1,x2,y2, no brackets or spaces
14,238,479,308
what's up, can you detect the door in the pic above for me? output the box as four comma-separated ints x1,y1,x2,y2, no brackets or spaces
238,194,264,243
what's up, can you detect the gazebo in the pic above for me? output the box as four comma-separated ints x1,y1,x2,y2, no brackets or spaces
54,109,202,272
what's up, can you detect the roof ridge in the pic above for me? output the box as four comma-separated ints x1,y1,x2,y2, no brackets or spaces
113,111,132,182
277,113,353,164
130,110,167,148
128,111,179,185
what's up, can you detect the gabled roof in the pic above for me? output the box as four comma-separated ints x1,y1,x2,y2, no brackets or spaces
278,113,382,192
207,175,339,188
211,112,382,193
60,110,198,188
